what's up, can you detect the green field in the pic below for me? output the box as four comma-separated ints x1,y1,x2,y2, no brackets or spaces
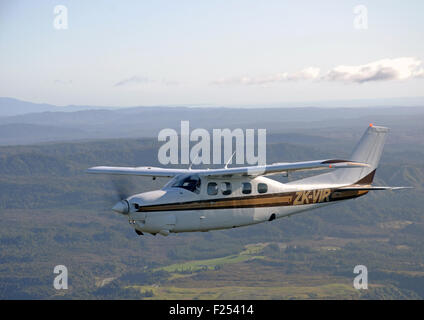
155,243,266,273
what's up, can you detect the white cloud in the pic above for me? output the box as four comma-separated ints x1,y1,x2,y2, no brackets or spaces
114,76,150,87
114,76,181,87
213,57,424,86
324,57,424,83
212,67,320,86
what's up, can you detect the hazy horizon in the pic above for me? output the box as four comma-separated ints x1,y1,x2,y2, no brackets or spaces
1,1,423,106
2,95,424,110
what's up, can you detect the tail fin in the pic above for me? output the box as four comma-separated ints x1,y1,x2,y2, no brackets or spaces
291,124,389,186
334,124,389,185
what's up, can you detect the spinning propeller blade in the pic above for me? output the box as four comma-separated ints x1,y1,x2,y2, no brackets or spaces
108,177,136,214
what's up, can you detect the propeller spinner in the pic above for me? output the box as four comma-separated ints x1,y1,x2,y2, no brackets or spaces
112,200,130,214
109,177,134,214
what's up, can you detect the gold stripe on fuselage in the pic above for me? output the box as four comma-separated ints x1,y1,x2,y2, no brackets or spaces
137,188,368,212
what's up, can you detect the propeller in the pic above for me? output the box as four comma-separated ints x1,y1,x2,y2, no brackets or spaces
110,177,134,201
108,176,136,215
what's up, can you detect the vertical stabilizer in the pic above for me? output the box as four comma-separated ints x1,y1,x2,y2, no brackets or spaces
334,124,389,184
290,125,389,186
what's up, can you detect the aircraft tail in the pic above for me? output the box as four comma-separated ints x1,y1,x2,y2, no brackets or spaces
290,124,389,186
333,124,389,185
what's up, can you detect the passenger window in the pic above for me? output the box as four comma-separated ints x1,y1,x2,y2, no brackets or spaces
221,182,232,195
258,183,268,194
207,182,218,195
242,182,252,194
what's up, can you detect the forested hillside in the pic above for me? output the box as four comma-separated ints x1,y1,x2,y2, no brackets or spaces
1,125,423,299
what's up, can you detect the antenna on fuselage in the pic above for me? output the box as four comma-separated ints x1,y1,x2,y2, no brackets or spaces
189,152,200,170
224,151,236,169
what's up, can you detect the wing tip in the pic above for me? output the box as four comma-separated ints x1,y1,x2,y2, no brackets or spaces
368,124,390,132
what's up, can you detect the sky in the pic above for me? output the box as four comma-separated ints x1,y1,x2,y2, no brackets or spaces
0,0,423,107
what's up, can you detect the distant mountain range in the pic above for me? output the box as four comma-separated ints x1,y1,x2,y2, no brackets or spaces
0,97,113,117
0,97,423,146
2,96,424,117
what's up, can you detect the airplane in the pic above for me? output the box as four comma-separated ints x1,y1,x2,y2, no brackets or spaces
86,124,409,236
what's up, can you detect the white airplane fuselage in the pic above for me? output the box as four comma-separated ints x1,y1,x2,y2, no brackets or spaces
125,176,361,235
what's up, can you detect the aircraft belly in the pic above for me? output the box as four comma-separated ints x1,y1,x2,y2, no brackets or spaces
138,196,342,233
171,208,256,232
275,202,333,218
142,202,335,233
252,207,273,222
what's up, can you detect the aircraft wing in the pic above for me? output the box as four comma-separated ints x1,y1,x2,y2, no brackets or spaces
197,159,368,177
86,159,368,178
86,166,189,177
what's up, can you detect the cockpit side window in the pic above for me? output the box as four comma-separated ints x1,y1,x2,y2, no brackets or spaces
171,175,201,193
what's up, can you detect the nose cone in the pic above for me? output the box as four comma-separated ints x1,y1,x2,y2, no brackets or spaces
112,200,129,214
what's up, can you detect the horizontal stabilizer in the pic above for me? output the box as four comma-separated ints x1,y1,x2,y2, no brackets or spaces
338,186,413,191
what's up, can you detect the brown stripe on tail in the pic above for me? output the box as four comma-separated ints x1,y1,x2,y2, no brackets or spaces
355,169,376,185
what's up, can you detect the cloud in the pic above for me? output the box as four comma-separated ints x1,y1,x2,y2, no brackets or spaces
324,57,424,83
212,67,320,86
114,76,150,87
114,76,180,87
212,57,424,86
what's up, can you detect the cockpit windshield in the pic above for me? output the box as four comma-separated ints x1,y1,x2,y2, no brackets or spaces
171,175,201,193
